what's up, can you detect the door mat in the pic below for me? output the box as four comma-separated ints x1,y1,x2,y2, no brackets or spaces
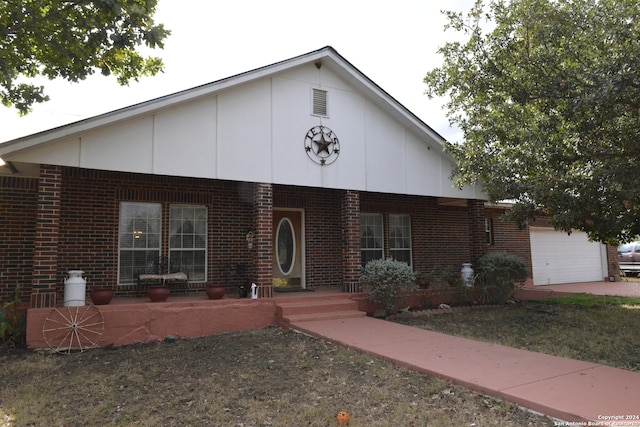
273,288,315,293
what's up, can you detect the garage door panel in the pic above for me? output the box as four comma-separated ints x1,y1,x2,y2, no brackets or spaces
530,228,603,285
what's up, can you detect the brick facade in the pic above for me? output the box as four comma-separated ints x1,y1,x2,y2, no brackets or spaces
485,206,533,275
341,190,361,292
360,193,480,275
31,165,62,307
0,176,37,303
3,166,617,307
253,183,273,297
468,199,488,265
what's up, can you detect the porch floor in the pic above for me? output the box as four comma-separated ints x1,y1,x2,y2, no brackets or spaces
106,285,345,304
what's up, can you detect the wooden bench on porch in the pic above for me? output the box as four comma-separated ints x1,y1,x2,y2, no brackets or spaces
136,256,190,295
137,272,189,295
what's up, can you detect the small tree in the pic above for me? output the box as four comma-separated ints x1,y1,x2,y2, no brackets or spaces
360,259,417,317
475,252,528,304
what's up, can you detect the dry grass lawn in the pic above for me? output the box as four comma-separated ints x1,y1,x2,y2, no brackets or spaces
393,294,640,372
0,327,554,427
5,293,632,426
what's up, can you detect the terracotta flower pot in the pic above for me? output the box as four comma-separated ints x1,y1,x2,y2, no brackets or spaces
148,286,170,302
90,288,114,305
206,285,225,300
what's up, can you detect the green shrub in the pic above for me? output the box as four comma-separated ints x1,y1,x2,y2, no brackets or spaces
1,287,27,347
475,252,528,304
418,265,460,290
360,258,417,317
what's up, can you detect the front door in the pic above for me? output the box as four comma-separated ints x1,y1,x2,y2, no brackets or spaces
272,209,304,290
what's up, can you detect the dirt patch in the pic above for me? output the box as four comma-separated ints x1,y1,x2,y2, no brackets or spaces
1,327,554,426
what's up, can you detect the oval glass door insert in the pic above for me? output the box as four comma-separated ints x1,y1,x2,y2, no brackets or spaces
276,218,295,275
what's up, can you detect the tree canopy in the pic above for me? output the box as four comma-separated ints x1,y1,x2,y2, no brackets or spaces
0,0,170,115
425,0,640,244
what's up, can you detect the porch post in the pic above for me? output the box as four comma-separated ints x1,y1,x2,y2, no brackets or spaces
253,183,273,298
468,199,487,267
31,164,62,308
341,190,361,292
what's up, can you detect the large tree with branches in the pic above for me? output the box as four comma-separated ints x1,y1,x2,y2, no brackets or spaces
1,0,170,114
425,0,640,244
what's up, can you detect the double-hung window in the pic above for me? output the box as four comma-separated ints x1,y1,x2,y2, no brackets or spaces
389,214,412,266
118,202,208,285
118,202,162,284
485,218,494,245
169,205,207,282
360,213,384,267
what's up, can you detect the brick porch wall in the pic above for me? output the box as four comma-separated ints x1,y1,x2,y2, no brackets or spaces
2,166,495,305
253,183,273,297
56,169,257,302
360,193,478,275
0,176,38,303
485,207,533,276
468,199,487,265
341,190,361,292
32,165,62,307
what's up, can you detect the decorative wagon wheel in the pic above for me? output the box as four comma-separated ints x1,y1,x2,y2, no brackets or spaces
42,302,104,353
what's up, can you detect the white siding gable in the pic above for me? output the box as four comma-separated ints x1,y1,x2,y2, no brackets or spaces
0,47,485,200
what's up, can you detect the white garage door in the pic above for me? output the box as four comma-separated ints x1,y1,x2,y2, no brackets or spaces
530,228,604,285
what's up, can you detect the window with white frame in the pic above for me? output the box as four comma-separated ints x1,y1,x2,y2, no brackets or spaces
169,205,207,282
389,214,412,266
118,202,162,284
485,218,494,245
360,213,384,267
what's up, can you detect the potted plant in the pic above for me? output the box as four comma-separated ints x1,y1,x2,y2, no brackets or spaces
148,285,170,302
206,284,225,300
90,284,115,305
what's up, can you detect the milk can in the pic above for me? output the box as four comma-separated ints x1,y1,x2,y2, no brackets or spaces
461,263,474,287
64,270,87,307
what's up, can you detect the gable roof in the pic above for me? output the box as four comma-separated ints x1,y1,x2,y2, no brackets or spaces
0,46,447,159
0,46,486,201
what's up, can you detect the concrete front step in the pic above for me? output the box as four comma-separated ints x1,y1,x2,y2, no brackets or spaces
277,299,359,316
284,310,366,327
275,295,365,328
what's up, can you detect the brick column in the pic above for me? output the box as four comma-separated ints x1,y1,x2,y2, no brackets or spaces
606,245,620,282
253,183,273,298
341,190,361,292
468,199,487,267
31,165,62,308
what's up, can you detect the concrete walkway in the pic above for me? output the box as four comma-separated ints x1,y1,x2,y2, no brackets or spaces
290,282,640,423
526,280,640,298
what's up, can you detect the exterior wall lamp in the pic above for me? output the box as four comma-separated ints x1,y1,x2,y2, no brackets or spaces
246,230,255,249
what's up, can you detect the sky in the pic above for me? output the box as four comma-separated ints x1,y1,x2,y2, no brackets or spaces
0,0,475,144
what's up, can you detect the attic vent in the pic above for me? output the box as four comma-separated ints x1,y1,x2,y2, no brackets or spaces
312,88,328,116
